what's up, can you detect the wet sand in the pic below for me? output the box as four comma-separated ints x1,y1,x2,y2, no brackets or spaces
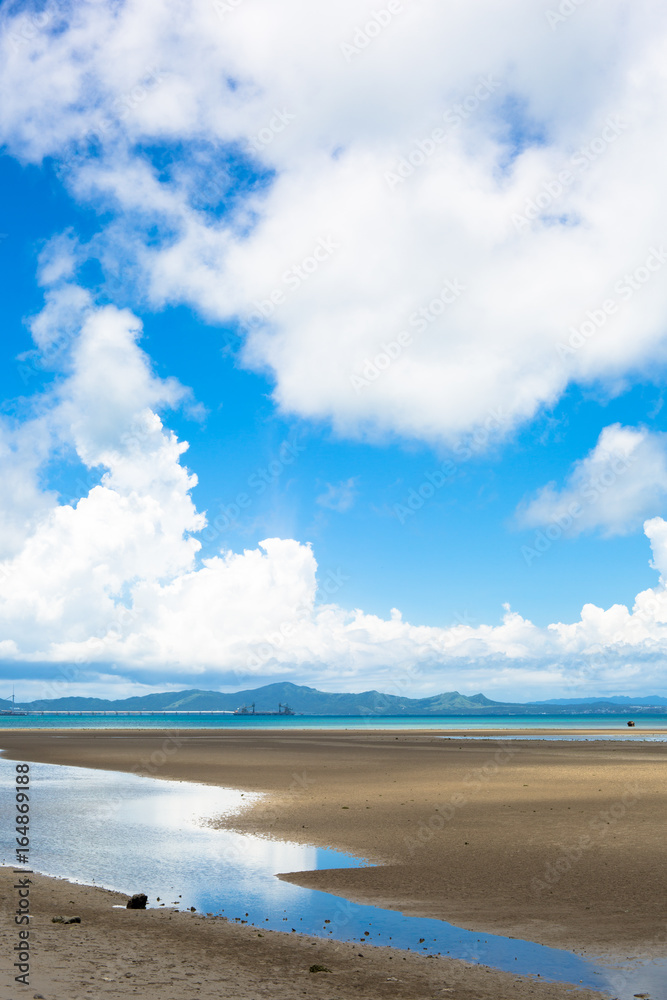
1,727,666,996
0,868,607,1000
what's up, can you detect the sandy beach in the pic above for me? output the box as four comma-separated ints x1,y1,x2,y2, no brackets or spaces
0,867,607,1000
1,727,666,998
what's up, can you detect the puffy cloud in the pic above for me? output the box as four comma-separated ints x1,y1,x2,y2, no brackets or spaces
59,303,187,466
516,424,667,537
0,416,56,560
2,0,667,444
0,292,203,650
2,294,667,700
6,514,667,701
3,2,667,701
4,358,667,703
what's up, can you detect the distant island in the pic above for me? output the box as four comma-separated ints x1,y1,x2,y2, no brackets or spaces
2,682,667,715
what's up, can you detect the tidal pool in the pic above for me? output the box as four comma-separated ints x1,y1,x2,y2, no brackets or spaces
1,757,663,999
444,734,667,742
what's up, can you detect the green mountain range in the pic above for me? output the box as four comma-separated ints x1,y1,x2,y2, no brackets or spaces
2,682,666,714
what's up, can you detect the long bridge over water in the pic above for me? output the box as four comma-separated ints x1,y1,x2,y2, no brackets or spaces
3,710,239,717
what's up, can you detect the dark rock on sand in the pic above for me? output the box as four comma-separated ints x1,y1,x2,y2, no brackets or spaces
126,893,148,909
309,964,332,973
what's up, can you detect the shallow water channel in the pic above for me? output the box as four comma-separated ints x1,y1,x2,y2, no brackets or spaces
1,758,664,999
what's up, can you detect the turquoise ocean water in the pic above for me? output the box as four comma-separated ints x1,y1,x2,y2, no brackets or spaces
1,713,666,731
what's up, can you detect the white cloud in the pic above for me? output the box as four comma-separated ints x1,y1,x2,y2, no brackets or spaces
7,506,667,701
2,304,667,701
3,3,667,702
0,292,203,648
1,0,667,445
59,302,187,466
0,416,56,560
517,424,667,537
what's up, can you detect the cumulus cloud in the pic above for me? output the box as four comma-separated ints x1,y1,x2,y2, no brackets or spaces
6,501,667,701
0,416,56,560
517,424,667,537
0,292,203,648
1,0,667,444
2,303,667,702
4,2,667,701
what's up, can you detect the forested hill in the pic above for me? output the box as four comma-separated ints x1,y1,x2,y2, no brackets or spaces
4,682,666,714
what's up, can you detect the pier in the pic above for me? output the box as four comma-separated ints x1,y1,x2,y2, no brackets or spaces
15,710,237,717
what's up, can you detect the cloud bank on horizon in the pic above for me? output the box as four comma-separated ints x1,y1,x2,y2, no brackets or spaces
1,0,667,700
3,292,667,703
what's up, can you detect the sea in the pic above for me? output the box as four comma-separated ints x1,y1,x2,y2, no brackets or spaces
1,712,667,732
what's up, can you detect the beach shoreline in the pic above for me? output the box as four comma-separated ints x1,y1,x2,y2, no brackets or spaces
0,868,609,1000
1,727,665,994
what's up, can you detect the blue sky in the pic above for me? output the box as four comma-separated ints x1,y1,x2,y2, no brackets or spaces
1,0,667,701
